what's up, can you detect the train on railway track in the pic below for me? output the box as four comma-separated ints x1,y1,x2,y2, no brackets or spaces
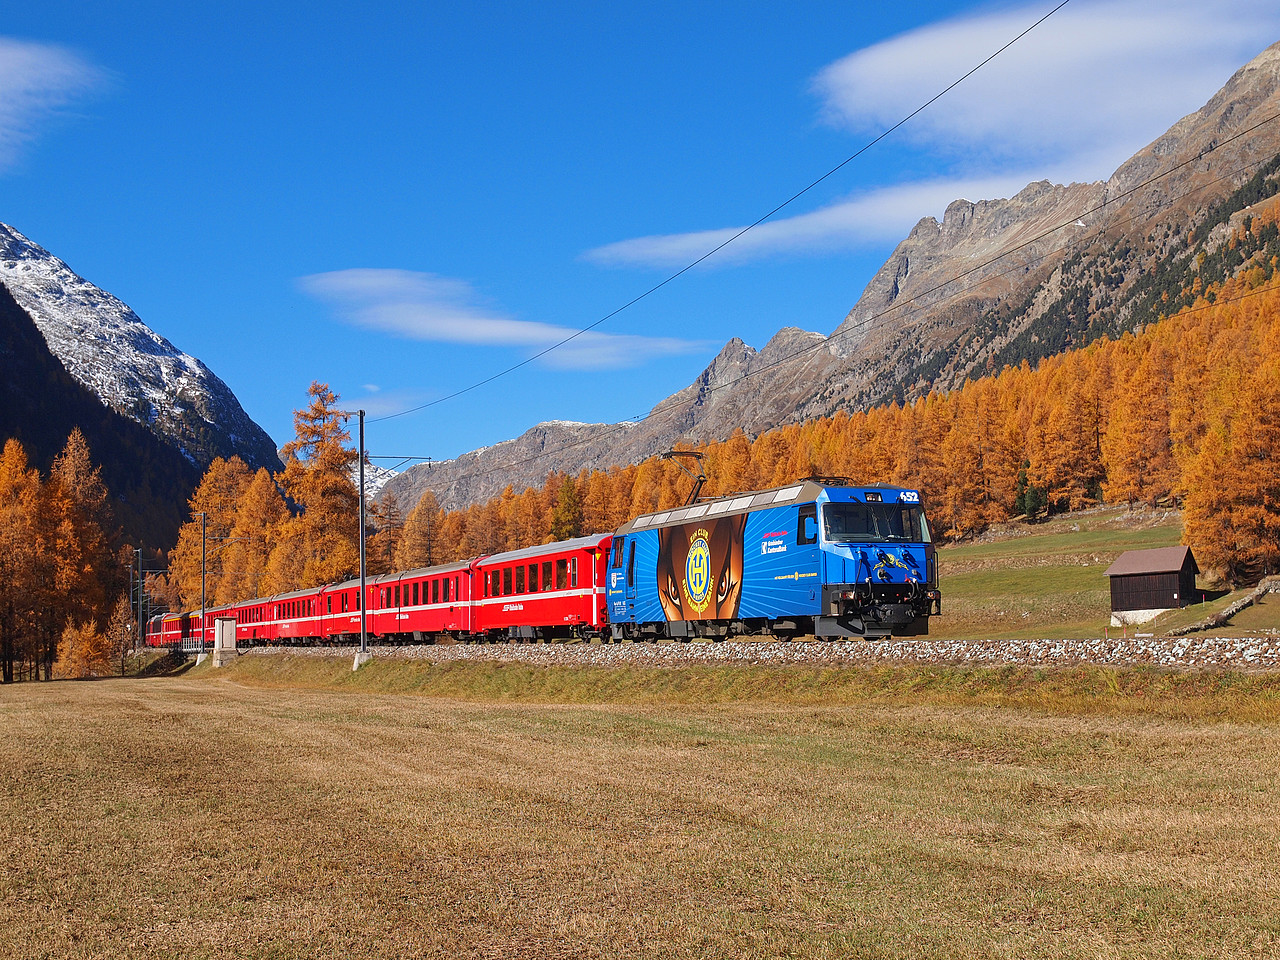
147,479,942,648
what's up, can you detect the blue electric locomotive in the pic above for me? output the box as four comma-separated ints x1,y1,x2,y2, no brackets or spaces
605,479,941,641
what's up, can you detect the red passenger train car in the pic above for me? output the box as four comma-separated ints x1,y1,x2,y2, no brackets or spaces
472,534,611,641
368,560,475,642
145,533,612,648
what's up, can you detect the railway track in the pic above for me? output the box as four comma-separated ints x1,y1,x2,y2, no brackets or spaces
242,633,1280,670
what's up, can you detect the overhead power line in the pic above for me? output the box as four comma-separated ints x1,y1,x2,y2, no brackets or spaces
399,110,1280,490
370,0,1074,424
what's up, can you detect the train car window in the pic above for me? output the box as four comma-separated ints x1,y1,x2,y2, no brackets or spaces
489,571,499,597
431,579,438,604
626,541,636,589
515,566,525,594
443,578,451,602
502,567,512,595
342,594,349,613
611,537,625,568
542,561,552,591
327,597,332,614
412,582,419,605
570,557,579,588
454,576,459,600
798,503,818,545
395,585,401,607
528,563,539,592
556,559,568,590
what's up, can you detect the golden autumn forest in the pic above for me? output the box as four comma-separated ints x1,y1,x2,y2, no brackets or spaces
165,259,1280,615
0,429,133,682
9,214,1280,678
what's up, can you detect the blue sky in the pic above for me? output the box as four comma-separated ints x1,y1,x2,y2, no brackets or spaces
4,0,1279,470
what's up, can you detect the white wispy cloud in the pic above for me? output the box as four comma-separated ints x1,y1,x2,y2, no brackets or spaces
585,0,1280,269
584,174,1040,268
0,37,105,171
300,268,705,370
813,0,1280,175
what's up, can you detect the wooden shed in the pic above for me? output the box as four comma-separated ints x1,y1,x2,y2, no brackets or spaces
1103,546,1199,623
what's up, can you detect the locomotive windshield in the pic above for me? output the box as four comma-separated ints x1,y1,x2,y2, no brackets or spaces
822,502,931,543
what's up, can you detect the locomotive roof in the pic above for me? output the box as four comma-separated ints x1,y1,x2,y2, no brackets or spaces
614,479,916,535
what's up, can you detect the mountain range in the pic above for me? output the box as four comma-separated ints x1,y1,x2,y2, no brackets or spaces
386,39,1280,513
6,39,1280,543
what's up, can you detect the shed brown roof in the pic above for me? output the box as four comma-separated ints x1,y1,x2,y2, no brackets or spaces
1103,545,1198,578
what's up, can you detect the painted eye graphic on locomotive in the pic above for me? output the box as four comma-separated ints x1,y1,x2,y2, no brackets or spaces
873,549,912,582
656,515,747,621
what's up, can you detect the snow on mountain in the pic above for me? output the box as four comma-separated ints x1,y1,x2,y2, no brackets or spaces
353,460,399,500
0,222,281,472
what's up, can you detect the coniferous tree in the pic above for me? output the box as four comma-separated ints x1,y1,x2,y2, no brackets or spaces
549,475,584,542
169,456,254,608
264,383,360,592
223,468,287,600
396,489,442,569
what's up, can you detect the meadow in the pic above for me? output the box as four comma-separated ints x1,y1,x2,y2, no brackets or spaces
933,506,1280,640
3,660,1279,959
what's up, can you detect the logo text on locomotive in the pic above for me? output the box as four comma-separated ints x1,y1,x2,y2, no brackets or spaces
683,529,713,614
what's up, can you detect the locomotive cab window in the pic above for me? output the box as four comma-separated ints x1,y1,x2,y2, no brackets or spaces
611,537,626,568
822,502,932,543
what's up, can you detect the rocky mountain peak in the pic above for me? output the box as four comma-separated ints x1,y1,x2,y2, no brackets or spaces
386,37,1280,515
0,222,281,474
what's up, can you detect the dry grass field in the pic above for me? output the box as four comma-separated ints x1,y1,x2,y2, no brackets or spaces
3,661,1280,959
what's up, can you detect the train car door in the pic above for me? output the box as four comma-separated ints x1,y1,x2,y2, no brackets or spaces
625,538,637,603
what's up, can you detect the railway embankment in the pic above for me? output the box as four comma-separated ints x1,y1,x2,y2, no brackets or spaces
244,632,1280,670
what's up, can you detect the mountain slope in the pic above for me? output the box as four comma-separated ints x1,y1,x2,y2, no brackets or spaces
0,222,281,474
387,39,1280,513
0,282,201,549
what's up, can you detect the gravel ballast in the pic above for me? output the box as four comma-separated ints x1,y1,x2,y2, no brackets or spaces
243,634,1280,670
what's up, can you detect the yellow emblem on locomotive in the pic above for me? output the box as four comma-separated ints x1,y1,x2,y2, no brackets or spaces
683,528,712,614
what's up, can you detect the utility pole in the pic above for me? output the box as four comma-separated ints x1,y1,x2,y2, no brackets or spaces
358,410,368,660
134,547,143,654
339,409,371,669
199,511,207,657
